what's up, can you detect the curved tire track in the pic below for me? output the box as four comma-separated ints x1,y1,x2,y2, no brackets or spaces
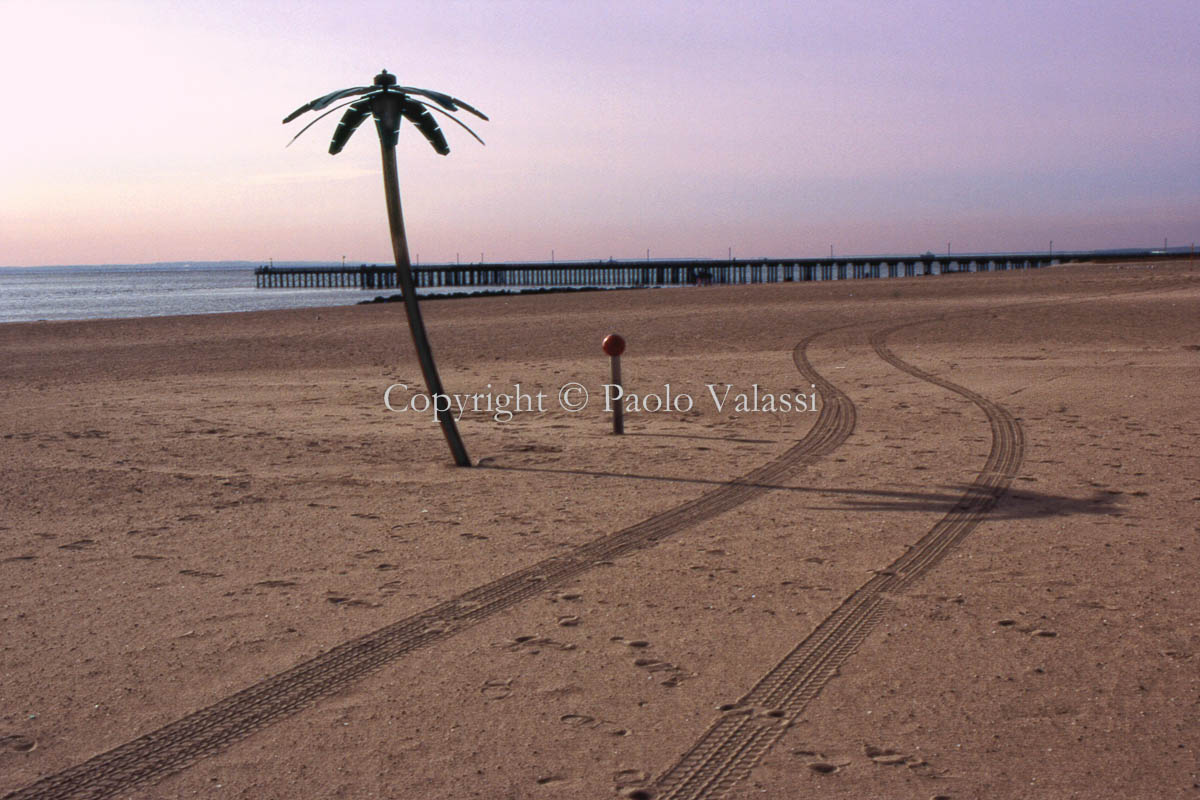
3,329,856,800
650,317,1024,800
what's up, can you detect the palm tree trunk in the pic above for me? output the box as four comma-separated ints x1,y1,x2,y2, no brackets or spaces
378,141,471,467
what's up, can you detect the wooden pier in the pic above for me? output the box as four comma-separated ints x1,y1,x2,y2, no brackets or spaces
253,250,1160,291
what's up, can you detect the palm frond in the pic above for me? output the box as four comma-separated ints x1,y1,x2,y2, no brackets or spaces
400,101,450,155
400,87,489,121
421,103,487,148
329,98,373,155
284,95,372,148
282,85,372,124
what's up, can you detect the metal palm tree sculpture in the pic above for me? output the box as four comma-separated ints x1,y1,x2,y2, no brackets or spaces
284,69,487,467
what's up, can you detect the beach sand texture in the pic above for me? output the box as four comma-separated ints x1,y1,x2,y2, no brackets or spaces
2,261,1199,799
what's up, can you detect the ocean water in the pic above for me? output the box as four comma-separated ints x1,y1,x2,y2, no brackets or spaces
0,263,414,324
0,261,661,324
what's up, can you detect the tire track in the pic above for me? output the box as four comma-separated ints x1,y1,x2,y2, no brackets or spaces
650,317,1024,800
3,329,856,800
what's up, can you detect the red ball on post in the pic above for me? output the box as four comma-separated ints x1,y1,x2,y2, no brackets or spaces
602,333,626,357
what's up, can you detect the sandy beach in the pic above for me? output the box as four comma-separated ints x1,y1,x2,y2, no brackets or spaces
2,261,1198,799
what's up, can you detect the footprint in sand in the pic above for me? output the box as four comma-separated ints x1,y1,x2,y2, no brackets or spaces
378,579,406,597
178,566,224,578
353,548,384,558
791,748,851,774
612,768,649,787
611,638,691,686
494,635,577,654
481,678,513,700
864,744,932,771
610,636,651,648
326,594,380,608
0,735,36,753
632,657,691,687
865,745,909,765
179,569,223,579
559,713,628,737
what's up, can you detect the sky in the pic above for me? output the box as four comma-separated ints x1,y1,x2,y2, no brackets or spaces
1,0,1198,267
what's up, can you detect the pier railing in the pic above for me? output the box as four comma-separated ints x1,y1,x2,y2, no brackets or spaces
253,250,1165,290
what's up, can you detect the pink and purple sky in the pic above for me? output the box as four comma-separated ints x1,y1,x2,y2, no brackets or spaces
2,0,1197,267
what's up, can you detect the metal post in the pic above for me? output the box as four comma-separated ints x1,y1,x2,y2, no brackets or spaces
602,334,626,435
379,141,471,467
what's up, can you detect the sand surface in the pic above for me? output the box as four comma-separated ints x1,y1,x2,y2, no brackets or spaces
2,261,1199,799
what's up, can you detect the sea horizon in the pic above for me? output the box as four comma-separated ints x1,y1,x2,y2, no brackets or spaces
3,242,1192,272
0,246,1187,325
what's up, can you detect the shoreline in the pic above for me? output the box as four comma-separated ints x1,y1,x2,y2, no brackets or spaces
358,283,650,305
